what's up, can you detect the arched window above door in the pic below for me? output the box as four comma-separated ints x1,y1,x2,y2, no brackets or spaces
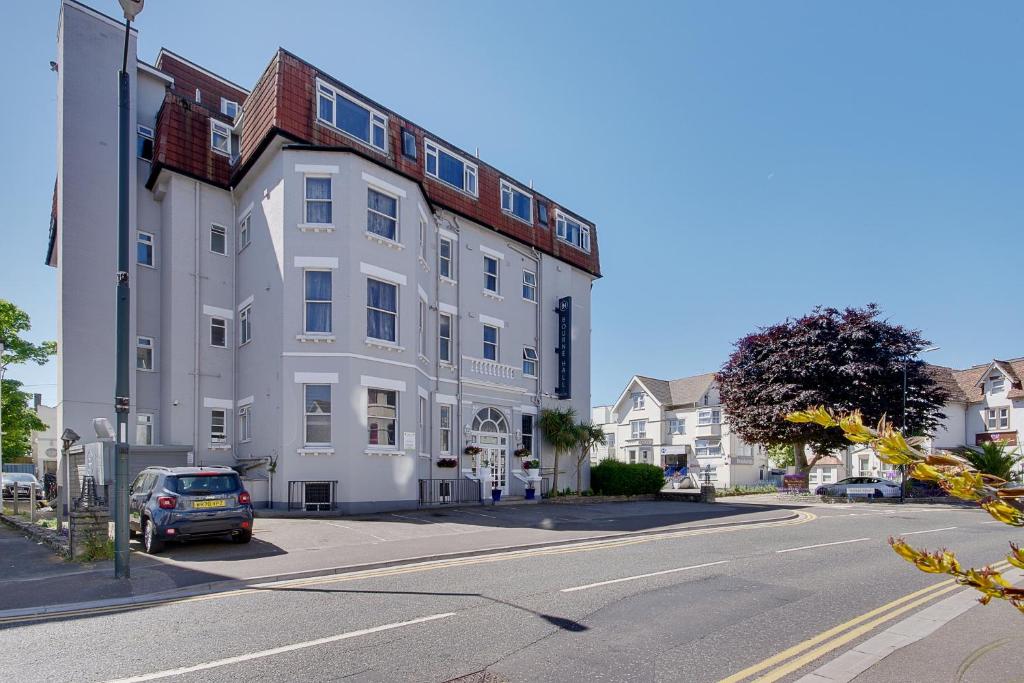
472,407,508,433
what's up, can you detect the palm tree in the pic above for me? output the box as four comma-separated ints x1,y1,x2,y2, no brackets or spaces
575,422,606,492
961,442,1022,481
538,407,578,496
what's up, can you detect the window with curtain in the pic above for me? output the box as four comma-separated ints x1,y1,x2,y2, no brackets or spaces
483,324,498,361
367,188,398,240
425,140,477,195
368,389,397,446
367,278,397,342
500,180,533,223
304,270,332,334
316,80,387,152
304,176,332,225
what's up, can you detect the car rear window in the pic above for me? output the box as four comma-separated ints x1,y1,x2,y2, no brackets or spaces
172,474,240,495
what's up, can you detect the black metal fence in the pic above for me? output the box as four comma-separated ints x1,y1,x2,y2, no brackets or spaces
418,478,481,506
288,480,338,511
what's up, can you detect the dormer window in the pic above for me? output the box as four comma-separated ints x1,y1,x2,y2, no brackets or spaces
631,391,645,410
316,79,388,153
210,119,231,155
424,140,477,196
221,98,239,119
555,210,591,252
989,374,1005,393
500,180,532,224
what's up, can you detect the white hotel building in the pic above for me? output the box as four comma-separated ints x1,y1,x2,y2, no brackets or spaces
49,1,600,512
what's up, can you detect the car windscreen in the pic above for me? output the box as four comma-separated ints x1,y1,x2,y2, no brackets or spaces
172,474,240,495
6,474,37,483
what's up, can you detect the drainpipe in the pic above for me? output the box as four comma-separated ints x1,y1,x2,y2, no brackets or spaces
193,180,201,465
452,215,465,468
230,185,238,469
432,211,442,484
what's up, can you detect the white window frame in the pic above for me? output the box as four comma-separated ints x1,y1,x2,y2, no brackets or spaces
220,98,239,118
136,413,153,445
631,391,645,410
238,405,252,443
483,324,499,361
522,346,538,378
366,278,399,344
137,124,154,161
367,388,399,447
304,175,333,226
210,317,227,348
304,270,333,334
439,312,453,364
424,139,478,196
695,438,722,457
630,419,647,439
668,418,685,435
439,237,454,280
315,78,388,153
238,212,251,252
239,305,252,345
554,210,592,253
210,224,227,255
137,231,155,267
988,407,1010,431
136,336,154,371
989,374,1006,393
522,269,537,302
210,409,227,444
210,119,231,156
418,395,428,455
366,187,399,242
304,384,332,447
698,408,721,425
483,255,499,294
500,179,533,224
418,218,427,263
418,298,428,357
439,404,452,454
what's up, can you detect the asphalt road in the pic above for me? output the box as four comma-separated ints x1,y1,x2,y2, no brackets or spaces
1,503,1014,682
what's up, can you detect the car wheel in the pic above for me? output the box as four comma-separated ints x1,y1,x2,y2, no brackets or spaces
873,489,884,499
232,529,253,544
142,518,164,554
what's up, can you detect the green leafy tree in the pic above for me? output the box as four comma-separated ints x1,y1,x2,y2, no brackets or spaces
718,304,948,471
788,406,1024,612
0,300,55,462
767,444,795,468
538,407,578,496
961,442,1022,481
574,422,606,492
2,379,46,461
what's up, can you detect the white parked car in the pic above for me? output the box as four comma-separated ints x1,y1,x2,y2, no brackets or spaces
816,477,901,498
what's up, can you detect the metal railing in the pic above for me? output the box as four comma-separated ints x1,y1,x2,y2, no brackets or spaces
418,478,482,506
288,480,338,511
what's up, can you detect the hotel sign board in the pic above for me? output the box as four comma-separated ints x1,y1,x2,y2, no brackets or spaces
555,296,572,399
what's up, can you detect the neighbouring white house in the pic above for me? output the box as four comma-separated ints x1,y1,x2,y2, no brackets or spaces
828,357,1024,482
592,373,770,488
30,397,60,477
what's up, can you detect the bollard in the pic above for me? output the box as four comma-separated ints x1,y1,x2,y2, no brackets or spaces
30,485,36,523
12,484,19,516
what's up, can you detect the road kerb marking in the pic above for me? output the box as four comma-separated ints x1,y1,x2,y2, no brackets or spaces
0,511,814,626
560,561,730,592
899,526,957,536
775,538,870,554
718,561,1011,683
102,612,455,682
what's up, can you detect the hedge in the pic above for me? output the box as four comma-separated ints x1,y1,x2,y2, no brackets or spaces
590,460,666,496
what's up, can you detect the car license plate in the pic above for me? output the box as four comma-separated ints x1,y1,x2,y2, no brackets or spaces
193,499,227,509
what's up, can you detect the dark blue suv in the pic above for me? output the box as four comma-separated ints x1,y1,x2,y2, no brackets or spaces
128,466,254,554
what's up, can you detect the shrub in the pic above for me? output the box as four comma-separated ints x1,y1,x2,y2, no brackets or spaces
590,460,665,496
716,484,778,497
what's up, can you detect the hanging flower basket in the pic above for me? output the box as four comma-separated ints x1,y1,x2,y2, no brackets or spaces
513,447,531,458
464,446,482,456
437,458,458,468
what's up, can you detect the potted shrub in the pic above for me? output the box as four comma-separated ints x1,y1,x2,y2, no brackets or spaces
437,457,458,468
514,447,531,459
464,445,482,456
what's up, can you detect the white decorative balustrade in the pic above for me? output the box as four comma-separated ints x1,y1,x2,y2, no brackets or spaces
463,356,518,380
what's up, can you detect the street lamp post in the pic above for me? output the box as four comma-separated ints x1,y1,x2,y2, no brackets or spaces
899,345,940,503
113,0,144,580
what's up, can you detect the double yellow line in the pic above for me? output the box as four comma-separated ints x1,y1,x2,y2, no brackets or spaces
719,561,1010,683
0,510,813,626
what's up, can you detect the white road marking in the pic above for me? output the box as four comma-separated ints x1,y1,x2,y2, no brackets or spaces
390,513,436,524
560,560,729,593
103,612,456,682
459,510,497,519
321,521,387,542
776,538,871,554
899,526,957,536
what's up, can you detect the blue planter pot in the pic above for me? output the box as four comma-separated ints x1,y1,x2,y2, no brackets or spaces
491,489,502,503
525,488,535,500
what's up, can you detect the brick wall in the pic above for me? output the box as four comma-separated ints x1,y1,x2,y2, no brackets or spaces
156,51,248,115
150,92,232,189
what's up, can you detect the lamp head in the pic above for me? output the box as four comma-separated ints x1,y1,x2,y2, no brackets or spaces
118,0,144,21
61,428,81,446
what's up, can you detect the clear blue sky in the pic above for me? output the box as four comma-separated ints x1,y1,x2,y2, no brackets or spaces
3,1,1022,408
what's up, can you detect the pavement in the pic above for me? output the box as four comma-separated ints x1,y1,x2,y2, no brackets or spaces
0,499,793,613
1,498,1018,682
